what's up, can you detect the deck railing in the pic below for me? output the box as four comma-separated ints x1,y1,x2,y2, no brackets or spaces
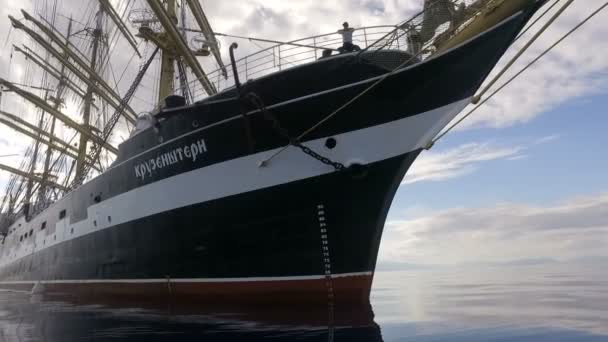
185,0,491,101
184,25,406,99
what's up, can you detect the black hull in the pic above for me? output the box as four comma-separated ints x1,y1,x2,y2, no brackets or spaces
0,151,418,303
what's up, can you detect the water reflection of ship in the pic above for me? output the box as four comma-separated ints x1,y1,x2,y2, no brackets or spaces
16,293,384,341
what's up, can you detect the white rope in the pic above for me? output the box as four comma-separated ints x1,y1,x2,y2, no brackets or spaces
471,0,575,105
431,1,608,148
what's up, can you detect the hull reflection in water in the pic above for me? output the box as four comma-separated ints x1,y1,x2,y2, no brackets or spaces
0,290,383,341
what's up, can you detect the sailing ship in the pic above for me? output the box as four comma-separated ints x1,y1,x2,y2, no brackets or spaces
0,0,547,303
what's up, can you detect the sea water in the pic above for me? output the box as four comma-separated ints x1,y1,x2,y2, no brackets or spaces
0,263,606,341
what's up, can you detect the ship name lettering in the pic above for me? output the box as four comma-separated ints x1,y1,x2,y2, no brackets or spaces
134,138,208,180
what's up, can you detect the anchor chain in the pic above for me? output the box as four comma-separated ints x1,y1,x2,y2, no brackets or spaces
244,93,346,171
292,142,345,171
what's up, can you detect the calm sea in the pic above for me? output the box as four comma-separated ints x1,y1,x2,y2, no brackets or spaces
0,264,606,341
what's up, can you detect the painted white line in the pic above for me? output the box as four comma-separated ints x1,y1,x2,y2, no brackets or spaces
0,271,373,285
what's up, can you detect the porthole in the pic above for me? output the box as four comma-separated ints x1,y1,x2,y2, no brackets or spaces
325,137,337,149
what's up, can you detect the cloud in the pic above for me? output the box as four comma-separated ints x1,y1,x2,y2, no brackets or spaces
402,142,522,185
402,134,561,185
533,134,560,145
449,1,608,130
380,193,608,266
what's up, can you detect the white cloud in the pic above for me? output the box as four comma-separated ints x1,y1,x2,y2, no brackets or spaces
533,134,560,145
380,193,608,265
402,142,522,185
403,134,561,185
449,1,608,130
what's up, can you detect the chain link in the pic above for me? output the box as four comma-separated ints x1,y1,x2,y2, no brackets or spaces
244,93,346,171
293,142,346,171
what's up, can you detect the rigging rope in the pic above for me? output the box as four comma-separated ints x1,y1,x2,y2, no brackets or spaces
515,0,561,42
431,1,608,147
471,0,574,105
70,46,160,190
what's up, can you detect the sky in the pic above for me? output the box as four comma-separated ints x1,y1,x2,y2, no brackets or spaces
0,0,607,268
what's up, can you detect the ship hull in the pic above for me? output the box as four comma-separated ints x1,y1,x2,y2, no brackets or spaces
0,148,420,304
0,4,543,304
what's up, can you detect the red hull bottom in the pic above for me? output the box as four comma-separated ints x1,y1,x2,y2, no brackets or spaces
0,273,373,305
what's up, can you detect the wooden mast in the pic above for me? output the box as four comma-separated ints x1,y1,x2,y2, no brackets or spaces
76,5,103,182
38,17,73,203
158,0,178,103
142,0,217,101
184,0,227,77
1,0,224,222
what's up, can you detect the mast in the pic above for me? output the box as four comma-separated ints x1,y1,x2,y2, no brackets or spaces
98,0,141,57
184,0,227,77
76,7,103,182
0,111,101,170
9,14,138,124
13,45,90,101
158,0,177,102
0,163,68,192
1,1,155,220
142,0,217,102
23,101,46,218
39,18,73,202
0,79,118,155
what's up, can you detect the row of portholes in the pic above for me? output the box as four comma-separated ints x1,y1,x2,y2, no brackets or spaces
9,209,65,241
4,213,113,261
3,234,58,262
18,229,34,242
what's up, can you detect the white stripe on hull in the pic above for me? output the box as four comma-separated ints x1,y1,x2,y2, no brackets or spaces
0,271,373,285
0,98,470,267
